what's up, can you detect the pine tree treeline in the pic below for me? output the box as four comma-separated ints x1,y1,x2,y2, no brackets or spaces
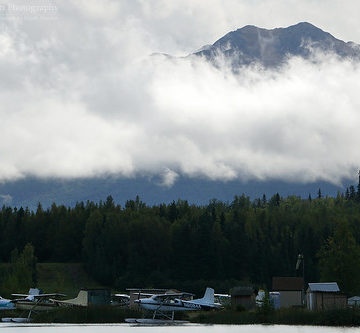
1,188,360,295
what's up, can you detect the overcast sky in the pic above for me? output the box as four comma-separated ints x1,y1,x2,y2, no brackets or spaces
0,0,360,186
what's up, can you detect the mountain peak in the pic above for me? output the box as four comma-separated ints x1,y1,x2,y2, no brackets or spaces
194,22,360,67
292,21,316,28
236,24,258,32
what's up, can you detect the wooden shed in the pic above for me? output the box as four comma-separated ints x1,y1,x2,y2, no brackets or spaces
272,276,304,308
231,287,255,310
306,282,347,310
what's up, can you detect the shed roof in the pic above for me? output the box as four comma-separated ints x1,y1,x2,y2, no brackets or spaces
307,282,340,293
272,277,304,291
231,287,254,296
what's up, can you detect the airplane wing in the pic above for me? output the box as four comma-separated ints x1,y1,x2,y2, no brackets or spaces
151,293,194,303
133,292,194,298
12,293,66,301
32,293,66,298
132,293,155,297
112,294,130,298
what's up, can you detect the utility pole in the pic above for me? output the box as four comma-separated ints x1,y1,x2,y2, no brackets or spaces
296,254,305,305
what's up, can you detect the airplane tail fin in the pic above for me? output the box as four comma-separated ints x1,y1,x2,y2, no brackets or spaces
198,287,214,305
26,288,41,301
28,288,41,296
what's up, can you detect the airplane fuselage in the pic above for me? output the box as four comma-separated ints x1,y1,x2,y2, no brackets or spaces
15,300,59,311
136,298,204,311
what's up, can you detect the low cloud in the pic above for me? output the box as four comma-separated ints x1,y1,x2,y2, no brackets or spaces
0,194,13,204
0,1,360,186
158,168,179,188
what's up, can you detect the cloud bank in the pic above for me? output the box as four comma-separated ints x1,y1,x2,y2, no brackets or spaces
0,0,360,186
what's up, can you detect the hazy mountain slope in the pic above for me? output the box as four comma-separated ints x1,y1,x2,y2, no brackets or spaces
0,176,352,210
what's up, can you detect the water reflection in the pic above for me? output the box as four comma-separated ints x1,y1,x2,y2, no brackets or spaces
0,324,358,333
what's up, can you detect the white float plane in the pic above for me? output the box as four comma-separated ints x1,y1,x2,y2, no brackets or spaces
0,296,15,310
126,287,220,323
2,288,66,323
11,288,66,311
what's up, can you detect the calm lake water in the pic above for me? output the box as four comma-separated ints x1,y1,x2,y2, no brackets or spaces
0,324,358,333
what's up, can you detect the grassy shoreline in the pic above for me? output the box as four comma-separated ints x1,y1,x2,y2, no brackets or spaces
2,307,360,326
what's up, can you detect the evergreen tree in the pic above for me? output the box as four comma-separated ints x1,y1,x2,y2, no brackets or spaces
1,243,37,294
104,195,115,210
357,170,360,202
168,201,178,222
317,188,322,199
345,187,350,200
269,193,281,207
262,194,267,207
317,220,360,295
349,185,356,200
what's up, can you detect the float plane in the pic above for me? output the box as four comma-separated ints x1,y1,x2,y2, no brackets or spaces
2,288,65,323
126,287,220,324
11,288,66,311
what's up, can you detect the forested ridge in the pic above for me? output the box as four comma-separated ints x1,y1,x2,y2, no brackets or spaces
1,183,360,296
